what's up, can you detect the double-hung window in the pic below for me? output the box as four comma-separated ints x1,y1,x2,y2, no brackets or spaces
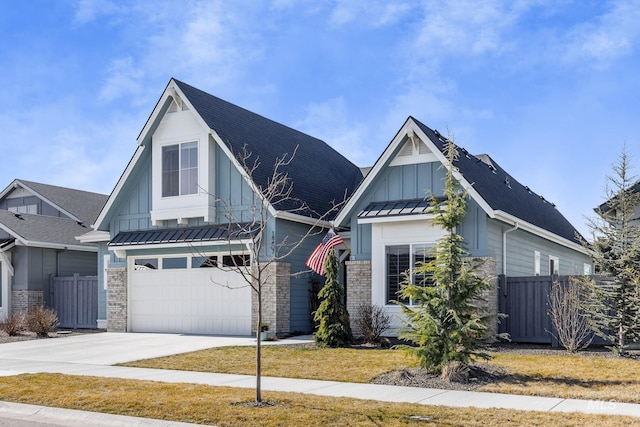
162,141,198,197
386,243,433,305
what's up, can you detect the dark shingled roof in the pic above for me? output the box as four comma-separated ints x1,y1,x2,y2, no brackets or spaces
0,210,94,247
412,117,584,245
173,79,363,219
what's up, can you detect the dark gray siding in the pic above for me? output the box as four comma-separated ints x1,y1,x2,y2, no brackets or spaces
275,218,322,333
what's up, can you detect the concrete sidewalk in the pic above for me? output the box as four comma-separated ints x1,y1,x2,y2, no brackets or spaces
0,332,638,423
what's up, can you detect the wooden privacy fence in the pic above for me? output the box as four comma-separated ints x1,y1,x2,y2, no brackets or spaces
498,275,557,344
50,274,98,329
498,275,609,345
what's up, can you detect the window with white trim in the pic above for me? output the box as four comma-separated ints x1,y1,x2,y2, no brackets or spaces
162,141,198,197
386,244,433,305
534,251,541,276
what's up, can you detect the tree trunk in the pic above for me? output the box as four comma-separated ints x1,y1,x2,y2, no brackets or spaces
256,292,262,402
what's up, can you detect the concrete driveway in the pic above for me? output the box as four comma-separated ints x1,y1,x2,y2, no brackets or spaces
0,332,312,366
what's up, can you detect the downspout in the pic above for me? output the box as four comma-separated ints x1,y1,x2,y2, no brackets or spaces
502,223,519,276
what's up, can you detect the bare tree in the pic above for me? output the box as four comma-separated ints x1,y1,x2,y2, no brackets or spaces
205,144,346,404
547,277,593,353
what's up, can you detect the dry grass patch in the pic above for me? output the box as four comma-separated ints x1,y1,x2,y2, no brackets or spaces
123,344,640,404
480,353,640,403
121,345,417,383
0,373,635,427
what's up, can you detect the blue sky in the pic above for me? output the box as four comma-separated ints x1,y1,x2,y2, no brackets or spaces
1,0,638,237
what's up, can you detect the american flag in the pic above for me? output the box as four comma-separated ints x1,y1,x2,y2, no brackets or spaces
306,229,344,276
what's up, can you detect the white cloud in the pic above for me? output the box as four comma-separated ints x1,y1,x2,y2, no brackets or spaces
565,0,640,65
99,57,144,103
328,0,414,28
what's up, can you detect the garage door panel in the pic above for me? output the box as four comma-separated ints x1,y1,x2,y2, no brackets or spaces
130,264,251,335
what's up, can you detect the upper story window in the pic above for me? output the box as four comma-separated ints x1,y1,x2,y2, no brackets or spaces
162,141,198,197
8,205,37,215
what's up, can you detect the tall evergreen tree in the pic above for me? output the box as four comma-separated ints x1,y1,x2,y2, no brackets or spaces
582,146,640,356
397,140,495,375
314,249,352,347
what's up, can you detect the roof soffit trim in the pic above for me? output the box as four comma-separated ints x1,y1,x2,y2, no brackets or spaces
77,230,110,243
494,210,589,255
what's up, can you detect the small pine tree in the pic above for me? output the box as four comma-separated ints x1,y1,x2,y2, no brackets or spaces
581,146,640,356
397,139,495,375
314,249,352,347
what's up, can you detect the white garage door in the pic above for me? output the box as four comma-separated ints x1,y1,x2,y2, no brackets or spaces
129,256,252,335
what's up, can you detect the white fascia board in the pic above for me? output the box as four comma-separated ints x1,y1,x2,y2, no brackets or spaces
76,230,110,243
494,210,589,255
357,214,436,225
208,130,278,218
108,239,251,254
18,240,98,252
92,145,146,230
274,210,332,228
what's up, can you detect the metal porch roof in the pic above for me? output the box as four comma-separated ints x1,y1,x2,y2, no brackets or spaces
109,223,259,247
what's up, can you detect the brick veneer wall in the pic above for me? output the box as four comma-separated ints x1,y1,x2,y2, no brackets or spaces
106,267,127,332
345,260,372,336
252,262,290,337
12,290,43,313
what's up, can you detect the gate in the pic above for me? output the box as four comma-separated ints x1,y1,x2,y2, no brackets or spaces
498,275,557,344
51,274,98,329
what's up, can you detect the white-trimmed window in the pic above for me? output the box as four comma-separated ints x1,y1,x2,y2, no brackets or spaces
386,243,433,305
534,251,541,276
162,141,198,197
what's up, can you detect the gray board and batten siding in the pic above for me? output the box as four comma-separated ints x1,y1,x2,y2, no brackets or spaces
346,160,489,261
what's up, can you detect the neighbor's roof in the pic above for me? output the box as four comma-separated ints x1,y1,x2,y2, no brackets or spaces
172,79,364,218
0,210,95,249
412,118,584,244
8,179,108,225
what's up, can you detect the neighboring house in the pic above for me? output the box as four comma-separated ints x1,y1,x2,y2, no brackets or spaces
596,179,640,226
333,117,593,333
79,78,362,335
0,179,108,324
